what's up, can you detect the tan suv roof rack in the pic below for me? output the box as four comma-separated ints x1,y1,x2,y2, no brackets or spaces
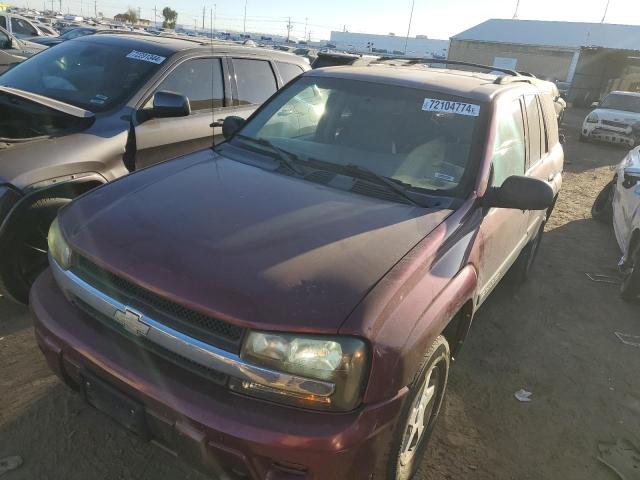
372,56,534,85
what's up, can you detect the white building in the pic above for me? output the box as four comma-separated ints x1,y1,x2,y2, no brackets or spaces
329,31,448,58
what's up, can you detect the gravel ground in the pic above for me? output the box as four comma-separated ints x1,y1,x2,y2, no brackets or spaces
1,107,639,479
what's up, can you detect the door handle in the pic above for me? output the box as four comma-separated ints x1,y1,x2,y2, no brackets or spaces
548,173,555,182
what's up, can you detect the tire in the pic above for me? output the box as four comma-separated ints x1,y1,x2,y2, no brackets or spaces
0,197,70,304
621,242,640,303
374,335,450,480
509,220,545,285
591,180,615,224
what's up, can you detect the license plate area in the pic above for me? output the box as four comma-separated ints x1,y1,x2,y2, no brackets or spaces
82,372,149,439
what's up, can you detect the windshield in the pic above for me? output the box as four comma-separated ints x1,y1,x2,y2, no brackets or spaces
599,93,640,113
234,76,484,196
0,39,164,111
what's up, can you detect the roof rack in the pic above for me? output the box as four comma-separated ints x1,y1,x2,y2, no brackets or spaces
94,29,212,45
372,56,535,85
373,56,520,75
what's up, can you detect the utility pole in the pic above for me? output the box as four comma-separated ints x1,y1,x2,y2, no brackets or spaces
138,6,141,22
94,0,97,17
403,0,415,55
286,16,292,42
213,3,216,33
243,0,247,33
304,17,308,41
601,0,611,22
202,5,205,30
153,5,157,27
512,0,520,19
308,29,312,42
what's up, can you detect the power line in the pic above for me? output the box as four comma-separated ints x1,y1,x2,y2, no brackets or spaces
601,0,611,23
403,0,415,54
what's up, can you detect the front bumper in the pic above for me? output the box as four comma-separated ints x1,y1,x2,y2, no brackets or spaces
31,269,405,480
582,124,635,146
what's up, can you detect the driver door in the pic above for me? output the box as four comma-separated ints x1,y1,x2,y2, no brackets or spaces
476,97,530,305
133,56,230,170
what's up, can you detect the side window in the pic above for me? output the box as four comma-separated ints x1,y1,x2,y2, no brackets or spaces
156,58,224,111
11,18,37,37
276,61,304,84
0,29,9,49
233,58,278,105
537,96,549,155
0,16,6,29
539,93,559,148
492,98,526,187
524,94,542,168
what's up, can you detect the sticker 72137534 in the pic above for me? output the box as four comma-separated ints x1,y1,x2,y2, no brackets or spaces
422,98,480,117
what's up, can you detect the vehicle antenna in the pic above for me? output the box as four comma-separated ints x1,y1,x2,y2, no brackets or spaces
210,4,218,149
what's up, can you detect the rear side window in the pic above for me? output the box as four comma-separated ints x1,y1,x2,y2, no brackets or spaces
233,58,277,105
156,58,224,111
524,94,543,167
0,16,6,29
276,61,304,84
11,17,38,37
492,99,526,187
539,94,559,147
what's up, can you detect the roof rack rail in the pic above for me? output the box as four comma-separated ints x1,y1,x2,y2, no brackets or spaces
372,56,521,76
493,76,533,85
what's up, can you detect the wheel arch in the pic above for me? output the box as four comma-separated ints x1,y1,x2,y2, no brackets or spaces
0,175,106,239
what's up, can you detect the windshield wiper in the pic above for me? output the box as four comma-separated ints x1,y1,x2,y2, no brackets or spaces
235,134,305,176
339,163,423,207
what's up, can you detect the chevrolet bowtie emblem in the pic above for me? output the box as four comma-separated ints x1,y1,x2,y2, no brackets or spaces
114,307,150,337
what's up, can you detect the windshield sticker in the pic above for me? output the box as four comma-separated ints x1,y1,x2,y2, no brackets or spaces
89,94,109,105
435,172,456,182
422,98,480,117
126,50,166,64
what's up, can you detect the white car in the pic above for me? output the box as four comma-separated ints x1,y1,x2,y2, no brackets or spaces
581,91,640,147
612,146,640,301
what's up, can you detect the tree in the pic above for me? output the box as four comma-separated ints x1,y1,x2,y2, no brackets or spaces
117,7,138,24
125,7,139,24
162,7,177,29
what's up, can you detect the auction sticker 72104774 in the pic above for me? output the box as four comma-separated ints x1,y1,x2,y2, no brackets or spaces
422,98,480,117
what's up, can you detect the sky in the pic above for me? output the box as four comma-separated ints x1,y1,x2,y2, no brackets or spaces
14,0,640,41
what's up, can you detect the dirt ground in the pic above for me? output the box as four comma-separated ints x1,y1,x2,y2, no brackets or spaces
1,107,639,480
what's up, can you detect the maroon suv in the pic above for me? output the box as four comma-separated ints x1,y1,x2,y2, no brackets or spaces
31,62,563,479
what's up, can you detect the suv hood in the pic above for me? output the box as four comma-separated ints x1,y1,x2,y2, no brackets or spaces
61,149,452,333
593,108,640,125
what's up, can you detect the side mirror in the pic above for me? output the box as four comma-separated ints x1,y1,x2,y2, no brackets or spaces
222,115,245,140
483,175,554,211
151,91,190,118
623,167,640,189
591,101,599,108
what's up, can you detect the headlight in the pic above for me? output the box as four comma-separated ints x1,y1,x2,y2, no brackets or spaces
230,331,369,411
47,217,72,270
586,113,599,123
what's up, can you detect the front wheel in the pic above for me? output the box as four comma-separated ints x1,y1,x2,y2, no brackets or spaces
0,197,70,304
591,180,615,224
377,335,450,480
621,242,640,303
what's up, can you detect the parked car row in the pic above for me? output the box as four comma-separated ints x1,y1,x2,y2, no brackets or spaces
0,25,46,73
2,40,565,479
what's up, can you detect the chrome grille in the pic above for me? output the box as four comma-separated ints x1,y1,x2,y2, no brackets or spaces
72,256,245,353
